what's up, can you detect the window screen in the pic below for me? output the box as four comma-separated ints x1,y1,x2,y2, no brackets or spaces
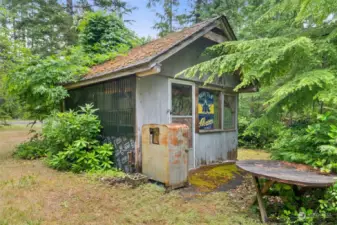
171,83,192,116
223,95,236,129
65,76,136,138
65,76,136,173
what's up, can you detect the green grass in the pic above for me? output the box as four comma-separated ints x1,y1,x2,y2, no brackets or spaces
0,127,262,225
238,148,271,160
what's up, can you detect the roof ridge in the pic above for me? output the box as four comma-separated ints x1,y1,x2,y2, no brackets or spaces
81,17,221,82
136,17,218,48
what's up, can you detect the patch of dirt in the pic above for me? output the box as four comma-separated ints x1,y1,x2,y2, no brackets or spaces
228,175,257,211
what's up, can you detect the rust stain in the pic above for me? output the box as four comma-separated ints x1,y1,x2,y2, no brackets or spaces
172,159,180,164
175,152,182,158
170,134,178,146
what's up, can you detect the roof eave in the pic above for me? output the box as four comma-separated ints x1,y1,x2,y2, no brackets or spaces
64,62,159,90
65,16,237,89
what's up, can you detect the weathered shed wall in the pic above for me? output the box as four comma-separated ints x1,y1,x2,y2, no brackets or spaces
135,37,240,170
159,37,240,89
136,75,170,127
136,75,170,169
159,37,239,167
195,131,237,167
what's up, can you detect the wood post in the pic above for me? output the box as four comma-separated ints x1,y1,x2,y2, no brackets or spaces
253,176,268,223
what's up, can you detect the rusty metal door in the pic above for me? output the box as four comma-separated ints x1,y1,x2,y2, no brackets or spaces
168,79,195,169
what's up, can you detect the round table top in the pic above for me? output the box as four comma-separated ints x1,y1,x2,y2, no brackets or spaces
236,160,337,187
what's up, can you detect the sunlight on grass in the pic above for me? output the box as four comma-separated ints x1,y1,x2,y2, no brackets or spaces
238,148,271,160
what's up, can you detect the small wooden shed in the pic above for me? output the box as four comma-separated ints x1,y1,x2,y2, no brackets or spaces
64,16,243,173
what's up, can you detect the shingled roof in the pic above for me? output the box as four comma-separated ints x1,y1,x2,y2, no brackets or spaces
67,16,235,88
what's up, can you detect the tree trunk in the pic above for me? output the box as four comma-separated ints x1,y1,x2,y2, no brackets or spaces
168,0,173,32
66,0,73,16
194,0,202,23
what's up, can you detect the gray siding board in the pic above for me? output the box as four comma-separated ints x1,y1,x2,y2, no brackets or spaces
136,75,169,127
195,131,238,167
136,75,169,163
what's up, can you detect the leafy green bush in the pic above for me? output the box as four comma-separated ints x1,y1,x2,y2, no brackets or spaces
271,112,337,173
275,183,337,224
42,104,101,154
48,139,113,173
42,104,114,173
13,138,47,160
238,116,284,149
14,104,114,173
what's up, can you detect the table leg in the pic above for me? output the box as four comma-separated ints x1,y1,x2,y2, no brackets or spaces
253,176,268,223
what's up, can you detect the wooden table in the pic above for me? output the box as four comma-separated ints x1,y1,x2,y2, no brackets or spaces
236,160,337,223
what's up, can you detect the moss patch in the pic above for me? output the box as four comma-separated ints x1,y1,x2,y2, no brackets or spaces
189,164,240,192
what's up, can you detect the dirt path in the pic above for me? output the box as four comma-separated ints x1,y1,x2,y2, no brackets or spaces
0,127,262,225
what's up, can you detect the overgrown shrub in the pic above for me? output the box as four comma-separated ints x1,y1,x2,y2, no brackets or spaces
14,104,114,173
13,137,47,160
269,183,337,224
43,104,114,172
271,112,337,173
238,116,284,149
42,104,101,154
48,139,113,173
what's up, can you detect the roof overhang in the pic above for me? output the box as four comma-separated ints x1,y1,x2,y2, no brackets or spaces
64,63,161,90
237,84,259,93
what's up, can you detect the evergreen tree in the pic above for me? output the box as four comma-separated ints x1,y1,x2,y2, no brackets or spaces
66,0,74,16
1,0,76,57
147,0,180,37
73,0,134,19
182,0,337,123
93,0,134,19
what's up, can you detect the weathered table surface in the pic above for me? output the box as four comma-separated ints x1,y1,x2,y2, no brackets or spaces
236,160,337,223
237,160,337,187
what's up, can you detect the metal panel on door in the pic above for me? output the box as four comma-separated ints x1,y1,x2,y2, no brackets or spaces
170,82,195,169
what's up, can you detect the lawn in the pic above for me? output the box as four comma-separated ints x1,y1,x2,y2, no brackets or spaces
237,148,271,161
0,126,263,225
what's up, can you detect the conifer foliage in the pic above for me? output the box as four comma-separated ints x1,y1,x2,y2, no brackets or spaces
182,0,337,120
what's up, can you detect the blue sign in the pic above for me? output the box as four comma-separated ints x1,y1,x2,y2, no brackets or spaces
198,91,214,130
